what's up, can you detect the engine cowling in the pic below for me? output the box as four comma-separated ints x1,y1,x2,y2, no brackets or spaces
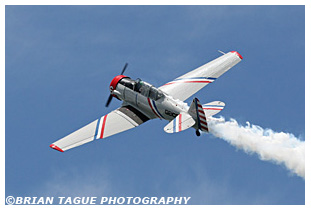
109,75,128,93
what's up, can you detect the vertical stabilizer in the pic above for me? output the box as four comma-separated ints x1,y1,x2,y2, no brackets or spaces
188,98,209,132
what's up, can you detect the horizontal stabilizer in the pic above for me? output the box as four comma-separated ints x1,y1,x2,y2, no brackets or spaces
203,101,225,118
164,112,195,133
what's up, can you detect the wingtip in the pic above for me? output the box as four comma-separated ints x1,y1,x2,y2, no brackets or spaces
50,144,64,152
231,51,243,60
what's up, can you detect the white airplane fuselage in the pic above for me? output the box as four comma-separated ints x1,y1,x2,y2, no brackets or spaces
111,79,188,122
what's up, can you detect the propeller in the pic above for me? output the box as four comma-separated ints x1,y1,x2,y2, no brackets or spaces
120,63,128,75
105,63,128,107
105,95,113,107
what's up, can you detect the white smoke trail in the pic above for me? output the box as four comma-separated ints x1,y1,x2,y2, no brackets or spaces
208,117,305,178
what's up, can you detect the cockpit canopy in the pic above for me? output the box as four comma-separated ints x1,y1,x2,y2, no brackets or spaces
119,77,164,100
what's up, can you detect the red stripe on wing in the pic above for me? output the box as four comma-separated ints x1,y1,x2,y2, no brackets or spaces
100,115,108,139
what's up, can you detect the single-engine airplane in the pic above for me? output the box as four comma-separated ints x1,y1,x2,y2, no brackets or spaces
50,51,243,152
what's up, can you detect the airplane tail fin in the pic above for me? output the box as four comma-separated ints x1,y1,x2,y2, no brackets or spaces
163,98,225,134
188,98,225,133
188,98,209,132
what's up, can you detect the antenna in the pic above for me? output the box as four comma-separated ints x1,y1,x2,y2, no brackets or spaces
218,50,226,55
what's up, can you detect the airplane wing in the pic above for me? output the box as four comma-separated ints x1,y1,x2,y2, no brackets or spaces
50,105,149,152
158,51,243,101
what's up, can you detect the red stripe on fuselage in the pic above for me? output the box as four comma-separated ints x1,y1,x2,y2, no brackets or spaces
147,98,161,118
100,115,108,139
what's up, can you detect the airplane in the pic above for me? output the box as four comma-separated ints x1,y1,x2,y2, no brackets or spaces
50,51,243,152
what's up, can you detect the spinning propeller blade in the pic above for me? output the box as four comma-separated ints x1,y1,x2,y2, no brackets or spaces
120,63,128,75
105,95,113,107
105,63,128,107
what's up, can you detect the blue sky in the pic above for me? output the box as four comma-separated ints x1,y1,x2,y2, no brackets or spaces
5,5,304,204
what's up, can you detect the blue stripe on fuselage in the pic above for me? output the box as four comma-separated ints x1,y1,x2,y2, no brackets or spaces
152,100,164,118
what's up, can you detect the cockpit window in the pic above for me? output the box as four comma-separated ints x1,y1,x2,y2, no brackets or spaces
149,86,164,100
120,77,164,101
134,79,164,100
149,87,157,100
134,78,142,92
136,80,150,97
119,77,135,90
155,89,164,100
